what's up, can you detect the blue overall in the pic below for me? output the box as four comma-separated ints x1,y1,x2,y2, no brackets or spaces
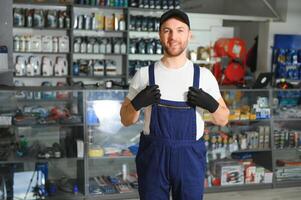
136,64,206,200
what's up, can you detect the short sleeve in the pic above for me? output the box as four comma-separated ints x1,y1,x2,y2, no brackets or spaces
126,67,148,100
201,68,222,101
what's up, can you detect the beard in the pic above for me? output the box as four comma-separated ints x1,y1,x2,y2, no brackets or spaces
162,41,187,57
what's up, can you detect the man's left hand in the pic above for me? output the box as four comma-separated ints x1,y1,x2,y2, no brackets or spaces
187,87,219,113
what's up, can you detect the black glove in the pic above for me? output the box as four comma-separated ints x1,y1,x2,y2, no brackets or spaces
131,85,161,111
187,87,219,113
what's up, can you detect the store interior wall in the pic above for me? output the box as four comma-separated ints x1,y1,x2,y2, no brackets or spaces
0,0,13,70
223,21,259,50
187,13,234,52
0,0,13,86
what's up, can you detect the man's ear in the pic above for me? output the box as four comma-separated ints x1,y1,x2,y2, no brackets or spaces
188,30,192,42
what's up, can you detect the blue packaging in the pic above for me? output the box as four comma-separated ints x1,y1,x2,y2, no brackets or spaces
276,63,286,78
36,162,48,180
87,105,99,125
73,62,79,76
298,49,301,63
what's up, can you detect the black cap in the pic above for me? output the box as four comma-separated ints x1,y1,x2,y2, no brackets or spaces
159,9,190,29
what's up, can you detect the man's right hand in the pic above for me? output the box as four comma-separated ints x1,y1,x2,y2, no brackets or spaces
131,85,161,111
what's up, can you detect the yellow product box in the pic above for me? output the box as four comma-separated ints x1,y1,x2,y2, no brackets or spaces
88,147,104,158
240,113,250,120
249,113,257,120
105,15,114,31
96,13,105,30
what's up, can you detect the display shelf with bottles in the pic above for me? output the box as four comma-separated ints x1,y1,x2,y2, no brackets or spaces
12,1,71,86
71,4,127,82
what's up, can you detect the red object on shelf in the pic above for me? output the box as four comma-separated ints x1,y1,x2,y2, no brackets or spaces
214,38,246,59
212,177,221,186
212,38,247,85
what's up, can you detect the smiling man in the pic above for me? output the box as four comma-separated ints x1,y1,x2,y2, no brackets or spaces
120,9,229,200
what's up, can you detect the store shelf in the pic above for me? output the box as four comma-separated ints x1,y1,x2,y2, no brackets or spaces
220,87,270,92
13,51,70,54
0,86,83,91
273,148,301,152
13,123,84,128
0,125,11,128
229,119,271,122
129,31,159,38
88,191,139,200
73,53,125,60
72,75,126,79
16,98,78,103
13,1,70,7
73,29,126,37
88,156,135,160
73,4,126,10
272,118,301,121
128,54,162,60
204,183,273,193
274,180,301,188
73,53,126,56
0,156,83,164
13,26,70,31
205,119,271,124
128,7,166,13
14,76,68,79
272,88,301,92
232,148,271,153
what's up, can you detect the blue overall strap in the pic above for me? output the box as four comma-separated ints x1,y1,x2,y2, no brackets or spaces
193,64,200,88
148,64,155,86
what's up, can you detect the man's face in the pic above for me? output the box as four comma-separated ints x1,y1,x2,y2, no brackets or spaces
159,18,191,57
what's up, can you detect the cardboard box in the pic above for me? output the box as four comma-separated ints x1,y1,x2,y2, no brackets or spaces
255,167,265,183
220,165,244,186
245,165,256,184
264,170,273,183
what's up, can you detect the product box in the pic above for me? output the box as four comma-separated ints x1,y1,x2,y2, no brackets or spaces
220,164,244,186
264,170,273,183
245,165,256,184
96,13,105,30
105,15,114,31
255,166,265,183
0,116,12,125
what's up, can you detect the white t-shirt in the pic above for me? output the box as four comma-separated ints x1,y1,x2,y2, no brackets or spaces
127,59,221,140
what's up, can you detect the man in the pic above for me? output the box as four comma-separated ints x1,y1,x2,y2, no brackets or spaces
120,9,229,200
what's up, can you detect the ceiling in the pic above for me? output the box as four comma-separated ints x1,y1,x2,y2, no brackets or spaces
181,0,287,20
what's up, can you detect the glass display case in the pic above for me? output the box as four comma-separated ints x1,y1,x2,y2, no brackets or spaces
0,88,85,199
0,87,300,199
272,89,301,187
203,89,273,190
85,90,142,198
